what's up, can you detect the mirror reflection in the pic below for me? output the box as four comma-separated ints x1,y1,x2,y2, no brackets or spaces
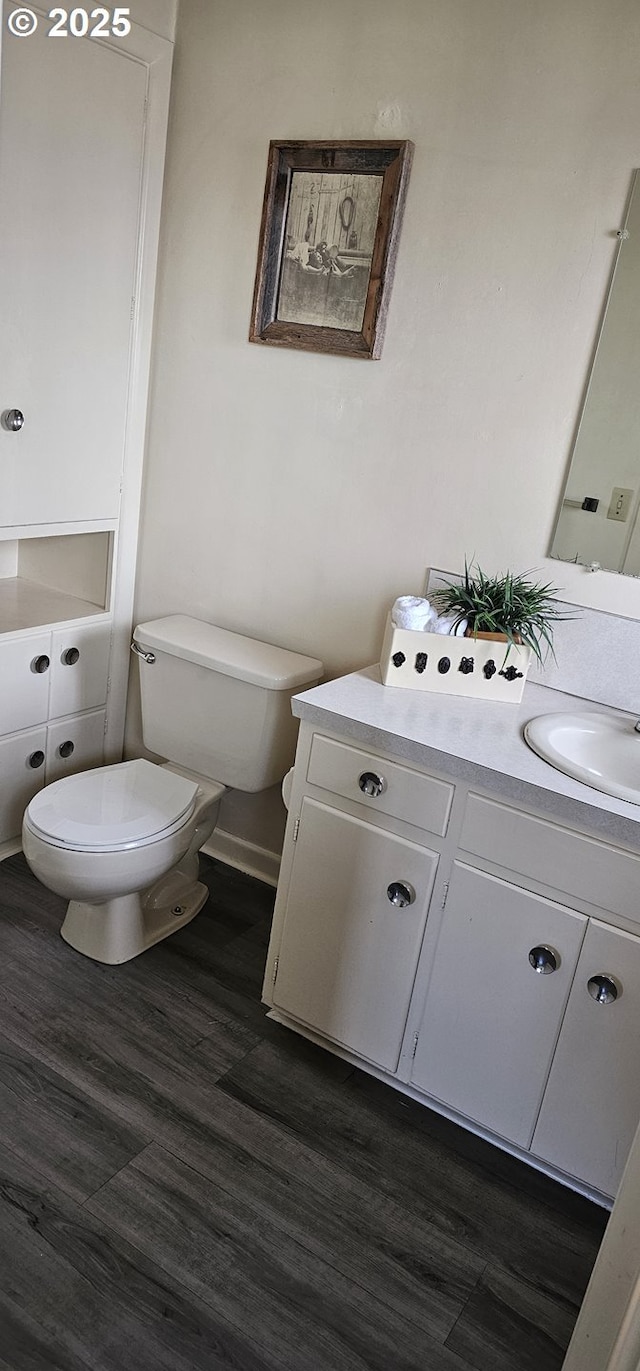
551,170,640,575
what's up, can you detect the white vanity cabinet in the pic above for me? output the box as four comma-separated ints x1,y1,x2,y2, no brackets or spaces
265,718,640,1201
0,620,111,845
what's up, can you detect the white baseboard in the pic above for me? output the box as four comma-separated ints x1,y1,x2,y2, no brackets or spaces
202,827,280,888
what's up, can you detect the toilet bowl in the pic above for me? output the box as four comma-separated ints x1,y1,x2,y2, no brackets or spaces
22,614,323,965
23,758,225,964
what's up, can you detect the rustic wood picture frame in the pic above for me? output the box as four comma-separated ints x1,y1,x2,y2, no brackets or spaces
249,140,413,360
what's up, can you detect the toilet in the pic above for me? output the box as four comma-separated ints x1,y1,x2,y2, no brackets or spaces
22,615,322,964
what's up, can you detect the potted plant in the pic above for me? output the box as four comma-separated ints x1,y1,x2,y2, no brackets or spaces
431,561,566,666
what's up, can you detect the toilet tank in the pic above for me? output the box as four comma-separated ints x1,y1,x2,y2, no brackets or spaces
133,616,323,792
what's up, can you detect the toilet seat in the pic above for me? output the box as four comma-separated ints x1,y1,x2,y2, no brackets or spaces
25,758,199,853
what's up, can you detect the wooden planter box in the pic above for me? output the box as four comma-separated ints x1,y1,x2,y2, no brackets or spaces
379,616,531,702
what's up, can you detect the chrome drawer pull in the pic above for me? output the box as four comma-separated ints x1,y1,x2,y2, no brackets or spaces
387,881,415,908
359,771,386,798
528,945,558,974
588,975,619,1004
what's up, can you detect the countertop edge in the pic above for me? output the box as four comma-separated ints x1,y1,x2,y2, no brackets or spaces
292,673,640,852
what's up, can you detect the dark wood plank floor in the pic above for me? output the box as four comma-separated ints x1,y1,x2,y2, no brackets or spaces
0,851,607,1371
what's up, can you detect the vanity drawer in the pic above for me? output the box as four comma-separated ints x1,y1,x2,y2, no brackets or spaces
307,735,453,836
460,794,640,924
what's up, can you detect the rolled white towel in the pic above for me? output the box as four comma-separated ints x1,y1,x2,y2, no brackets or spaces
391,596,435,631
433,613,468,636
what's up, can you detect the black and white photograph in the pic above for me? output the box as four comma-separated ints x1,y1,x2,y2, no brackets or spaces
249,140,413,358
277,171,383,332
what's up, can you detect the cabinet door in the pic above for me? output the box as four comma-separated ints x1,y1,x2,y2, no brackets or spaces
411,863,587,1146
273,798,438,1071
531,920,640,1196
0,3,147,525
49,625,111,719
0,634,51,733
46,710,105,785
0,727,46,844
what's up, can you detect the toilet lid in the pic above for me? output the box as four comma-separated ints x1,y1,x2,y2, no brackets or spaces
26,759,199,851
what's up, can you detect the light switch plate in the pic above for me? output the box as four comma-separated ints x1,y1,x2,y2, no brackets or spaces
607,487,634,522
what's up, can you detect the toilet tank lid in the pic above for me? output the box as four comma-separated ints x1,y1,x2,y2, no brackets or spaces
133,616,323,690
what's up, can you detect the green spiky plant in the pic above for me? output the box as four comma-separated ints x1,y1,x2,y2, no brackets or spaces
432,561,569,666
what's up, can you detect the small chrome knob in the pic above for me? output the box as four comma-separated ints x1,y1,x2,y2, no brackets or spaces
62,647,80,666
387,881,416,908
359,771,386,798
588,975,619,1004
2,408,24,432
28,750,45,769
58,740,75,759
529,945,558,974
31,654,50,674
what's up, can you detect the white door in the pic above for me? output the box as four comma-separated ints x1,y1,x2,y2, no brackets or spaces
0,632,51,733
0,726,46,842
0,3,148,525
532,919,640,1197
46,709,105,783
273,798,439,1071
49,624,111,718
411,862,587,1146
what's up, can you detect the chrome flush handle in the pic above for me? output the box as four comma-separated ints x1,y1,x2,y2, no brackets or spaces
130,641,156,664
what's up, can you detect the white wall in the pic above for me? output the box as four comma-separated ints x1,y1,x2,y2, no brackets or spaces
132,0,177,40
131,0,640,858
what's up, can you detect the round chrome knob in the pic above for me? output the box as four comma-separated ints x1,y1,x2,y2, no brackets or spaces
359,771,386,798
529,945,558,975
31,654,50,674
387,881,416,908
2,408,24,432
28,750,45,769
62,647,80,666
58,741,75,759
588,975,619,1004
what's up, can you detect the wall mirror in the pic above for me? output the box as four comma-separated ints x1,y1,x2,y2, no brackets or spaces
550,170,640,575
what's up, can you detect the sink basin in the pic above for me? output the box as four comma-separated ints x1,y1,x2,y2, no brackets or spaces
524,711,640,805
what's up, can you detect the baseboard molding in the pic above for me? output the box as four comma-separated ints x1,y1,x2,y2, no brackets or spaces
202,828,280,888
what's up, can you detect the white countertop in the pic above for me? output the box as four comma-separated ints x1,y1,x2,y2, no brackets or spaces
293,667,640,850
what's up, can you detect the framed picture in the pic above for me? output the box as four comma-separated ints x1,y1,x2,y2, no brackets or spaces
249,140,413,360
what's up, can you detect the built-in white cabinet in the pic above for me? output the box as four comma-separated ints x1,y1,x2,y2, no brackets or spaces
0,621,110,845
265,723,640,1200
0,0,149,527
0,13,173,840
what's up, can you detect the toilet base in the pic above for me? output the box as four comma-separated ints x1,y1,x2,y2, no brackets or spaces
60,869,210,965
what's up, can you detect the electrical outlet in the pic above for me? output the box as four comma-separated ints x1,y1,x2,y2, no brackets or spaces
607,487,634,522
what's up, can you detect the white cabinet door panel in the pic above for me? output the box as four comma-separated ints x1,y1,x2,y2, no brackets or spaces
46,710,105,784
412,863,587,1146
0,634,50,733
531,919,640,1196
49,625,111,719
0,4,147,524
274,798,438,1071
0,727,46,843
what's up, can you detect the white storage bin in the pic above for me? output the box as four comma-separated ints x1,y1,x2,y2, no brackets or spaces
379,616,531,702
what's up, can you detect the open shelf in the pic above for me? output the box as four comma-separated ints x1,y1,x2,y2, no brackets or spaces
0,577,108,633
0,532,112,634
